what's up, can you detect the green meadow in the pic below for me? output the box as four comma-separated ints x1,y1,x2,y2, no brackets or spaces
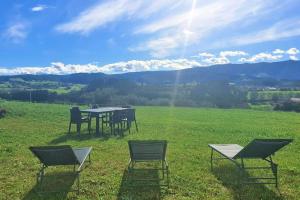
0,100,299,200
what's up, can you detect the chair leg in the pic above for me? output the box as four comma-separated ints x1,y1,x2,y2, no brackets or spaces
270,156,278,187
101,118,104,134
134,120,138,132
127,121,131,134
210,148,214,171
68,122,72,134
111,123,113,135
76,123,81,135
88,120,91,134
166,164,170,187
77,173,80,195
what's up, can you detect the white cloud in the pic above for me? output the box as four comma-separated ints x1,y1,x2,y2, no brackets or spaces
197,52,215,58
1,48,298,75
101,59,202,73
31,5,48,12
286,47,299,55
0,59,203,75
289,55,299,61
55,0,141,34
273,49,285,54
3,22,28,43
131,0,275,58
239,53,282,63
193,50,246,65
55,0,277,57
228,18,300,46
129,36,179,58
202,56,230,65
219,51,247,57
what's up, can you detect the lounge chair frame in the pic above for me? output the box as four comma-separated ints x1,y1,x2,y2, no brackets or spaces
128,140,169,187
209,139,292,187
30,145,92,194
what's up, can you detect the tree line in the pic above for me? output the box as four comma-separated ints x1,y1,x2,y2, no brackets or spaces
0,77,250,108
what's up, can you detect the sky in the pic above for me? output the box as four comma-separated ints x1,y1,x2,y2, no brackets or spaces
0,0,300,75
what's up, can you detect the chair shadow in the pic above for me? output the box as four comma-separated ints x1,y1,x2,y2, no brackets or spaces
117,168,167,200
212,164,284,200
49,127,130,144
22,171,77,200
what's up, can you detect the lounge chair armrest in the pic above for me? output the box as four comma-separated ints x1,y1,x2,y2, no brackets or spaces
164,159,169,168
74,147,92,171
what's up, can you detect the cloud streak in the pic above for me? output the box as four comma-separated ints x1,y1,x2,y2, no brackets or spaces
228,18,300,46
3,22,28,43
0,59,202,75
55,0,141,34
31,5,48,12
0,48,298,75
53,0,299,58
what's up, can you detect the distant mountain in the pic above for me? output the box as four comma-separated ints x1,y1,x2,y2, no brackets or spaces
1,60,299,85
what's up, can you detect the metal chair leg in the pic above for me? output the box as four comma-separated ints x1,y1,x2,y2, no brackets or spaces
134,120,138,132
210,149,214,171
68,122,72,134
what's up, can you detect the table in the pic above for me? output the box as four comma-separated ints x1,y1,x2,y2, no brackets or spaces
81,107,128,136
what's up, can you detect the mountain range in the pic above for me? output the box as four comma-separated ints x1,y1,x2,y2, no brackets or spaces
0,60,299,86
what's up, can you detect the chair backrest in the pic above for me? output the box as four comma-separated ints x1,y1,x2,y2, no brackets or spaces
125,108,136,122
234,139,293,159
30,145,79,166
70,107,82,123
111,110,125,123
128,140,167,161
89,104,99,117
91,104,98,109
121,105,132,108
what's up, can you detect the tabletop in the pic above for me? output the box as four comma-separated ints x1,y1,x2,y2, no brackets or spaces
81,107,128,113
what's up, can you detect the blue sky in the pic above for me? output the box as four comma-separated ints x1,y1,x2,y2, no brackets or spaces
0,0,300,75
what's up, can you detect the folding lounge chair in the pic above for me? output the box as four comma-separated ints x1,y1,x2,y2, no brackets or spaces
128,140,169,187
30,145,92,194
209,139,292,187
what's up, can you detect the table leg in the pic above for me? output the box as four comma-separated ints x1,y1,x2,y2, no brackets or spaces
96,114,100,136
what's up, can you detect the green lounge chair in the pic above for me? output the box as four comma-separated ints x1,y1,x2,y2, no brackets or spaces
128,140,169,186
209,139,292,187
30,145,92,194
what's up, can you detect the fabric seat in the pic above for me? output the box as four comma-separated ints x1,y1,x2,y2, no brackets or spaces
127,140,169,187
209,139,292,187
208,144,243,159
30,145,92,194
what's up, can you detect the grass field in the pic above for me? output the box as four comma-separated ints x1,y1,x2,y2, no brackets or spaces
0,100,299,200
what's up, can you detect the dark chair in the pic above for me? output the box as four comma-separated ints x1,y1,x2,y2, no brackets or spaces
128,140,169,186
29,145,92,194
123,108,138,133
68,107,91,134
109,110,125,136
88,104,105,133
209,139,293,187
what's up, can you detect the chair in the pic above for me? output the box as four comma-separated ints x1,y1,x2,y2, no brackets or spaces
209,139,293,187
123,108,138,133
109,110,125,136
68,107,91,134
128,140,169,186
29,145,92,194
88,104,105,133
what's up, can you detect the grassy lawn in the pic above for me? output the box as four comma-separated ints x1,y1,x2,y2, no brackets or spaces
0,100,299,199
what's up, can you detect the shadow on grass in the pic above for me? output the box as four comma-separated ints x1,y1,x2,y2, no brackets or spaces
22,171,78,200
117,168,167,200
49,127,130,144
212,164,284,200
